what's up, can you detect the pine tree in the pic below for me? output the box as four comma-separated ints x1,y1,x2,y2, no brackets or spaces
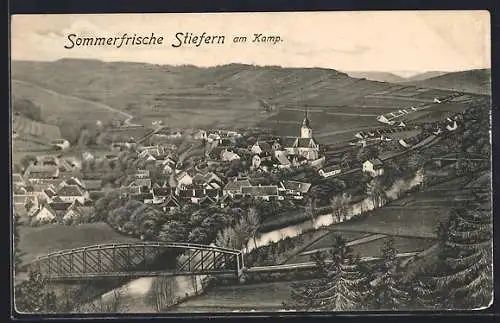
370,237,408,310
416,201,493,310
288,236,370,311
15,270,56,313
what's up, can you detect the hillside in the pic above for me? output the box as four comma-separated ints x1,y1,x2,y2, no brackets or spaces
404,69,491,95
344,71,406,83
11,59,485,137
404,71,449,82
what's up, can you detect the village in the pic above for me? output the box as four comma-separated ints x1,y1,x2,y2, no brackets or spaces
13,100,464,231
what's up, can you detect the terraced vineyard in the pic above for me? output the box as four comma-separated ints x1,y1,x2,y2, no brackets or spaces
12,115,61,140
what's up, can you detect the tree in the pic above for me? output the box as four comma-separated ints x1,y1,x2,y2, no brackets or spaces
20,155,37,171
245,207,261,250
158,220,188,243
330,193,351,223
215,226,239,249
428,204,493,309
15,270,57,313
370,237,408,310
13,98,42,121
150,276,178,312
356,145,378,162
366,178,386,208
305,198,315,225
288,236,370,311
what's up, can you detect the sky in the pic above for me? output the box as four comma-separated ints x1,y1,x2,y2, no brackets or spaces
10,11,491,76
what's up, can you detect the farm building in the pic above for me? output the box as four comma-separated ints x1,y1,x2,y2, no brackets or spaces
32,205,57,224
241,185,281,201
319,165,342,178
363,158,385,177
51,139,70,150
279,180,312,199
57,184,90,204
223,179,252,197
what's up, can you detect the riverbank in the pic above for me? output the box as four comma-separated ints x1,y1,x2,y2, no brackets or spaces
82,170,424,313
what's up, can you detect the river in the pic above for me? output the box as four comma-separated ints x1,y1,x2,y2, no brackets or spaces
86,170,424,313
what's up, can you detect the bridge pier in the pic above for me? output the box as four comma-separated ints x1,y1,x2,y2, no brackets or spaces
236,253,246,283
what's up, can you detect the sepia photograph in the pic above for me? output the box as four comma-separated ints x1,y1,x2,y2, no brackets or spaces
10,11,492,314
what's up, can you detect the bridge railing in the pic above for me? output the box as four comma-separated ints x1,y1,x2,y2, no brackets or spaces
29,242,244,280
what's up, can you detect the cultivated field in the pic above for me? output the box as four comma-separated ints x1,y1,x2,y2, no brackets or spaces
12,115,61,140
12,60,468,136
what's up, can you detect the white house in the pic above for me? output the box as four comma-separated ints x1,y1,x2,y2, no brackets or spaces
82,152,95,162
251,155,262,169
51,139,70,150
251,141,272,155
33,205,57,224
319,165,342,178
221,149,240,162
279,181,312,199
376,115,390,124
176,172,193,188
363,159,385,177
223,179,252,197
194,130,208,140
56,185,89,203
241,185,282,201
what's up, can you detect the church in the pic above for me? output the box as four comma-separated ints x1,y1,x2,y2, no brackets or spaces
281,110,320,160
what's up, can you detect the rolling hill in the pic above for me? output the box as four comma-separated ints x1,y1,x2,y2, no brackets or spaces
11,59,486,137
403,71,449,82
404,69,491,95
344,71,406,83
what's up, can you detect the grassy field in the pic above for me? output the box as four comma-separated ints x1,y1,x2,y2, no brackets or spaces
304,231,368,251
12,80,129,127
349,236,435,258
327,206,450,239
12,115,61,140
18,222,138,265
172,281,296,312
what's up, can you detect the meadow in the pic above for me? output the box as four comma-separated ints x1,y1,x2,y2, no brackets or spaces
12,115,61,140
18,222,139,265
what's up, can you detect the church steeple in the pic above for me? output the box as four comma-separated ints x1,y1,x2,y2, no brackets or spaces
302,108,310,127
300,108,312,138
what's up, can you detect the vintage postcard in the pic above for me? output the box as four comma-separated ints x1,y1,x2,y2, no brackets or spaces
11,11,492,314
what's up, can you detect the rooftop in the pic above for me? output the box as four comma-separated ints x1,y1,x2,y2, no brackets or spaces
282,180,312,193
58,185,85,197
224,179,252,191
241,185,279,197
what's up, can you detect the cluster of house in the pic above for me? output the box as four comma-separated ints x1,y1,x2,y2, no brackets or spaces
12,155,104,224
318,158,385,179
13,111,349,224
201,111,324,172
13,175,96,225
122,165,314,211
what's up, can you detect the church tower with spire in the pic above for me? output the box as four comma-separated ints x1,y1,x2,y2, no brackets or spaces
300,109,313,138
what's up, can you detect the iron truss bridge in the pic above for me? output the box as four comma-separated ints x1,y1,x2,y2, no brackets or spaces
27,242,244,282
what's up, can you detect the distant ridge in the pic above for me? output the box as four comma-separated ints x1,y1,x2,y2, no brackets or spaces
344,71,406,83
404,69,491,95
